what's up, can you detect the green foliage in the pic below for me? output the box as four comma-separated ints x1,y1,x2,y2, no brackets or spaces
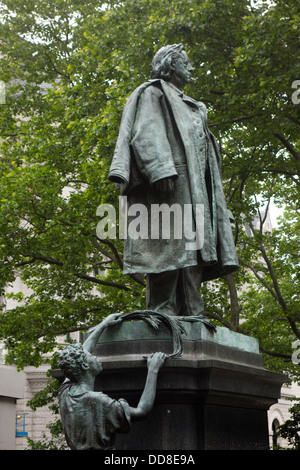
26,418,68,450
277,400,300,450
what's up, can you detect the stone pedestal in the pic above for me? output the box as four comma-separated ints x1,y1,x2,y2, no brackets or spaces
94,320,287,450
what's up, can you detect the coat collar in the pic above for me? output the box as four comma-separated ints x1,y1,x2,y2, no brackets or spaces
160,80,201,108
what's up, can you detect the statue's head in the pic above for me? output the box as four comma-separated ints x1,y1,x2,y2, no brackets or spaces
58,343,102,382
150,44,194,87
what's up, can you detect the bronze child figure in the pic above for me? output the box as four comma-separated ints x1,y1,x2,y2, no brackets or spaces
58,313,166,450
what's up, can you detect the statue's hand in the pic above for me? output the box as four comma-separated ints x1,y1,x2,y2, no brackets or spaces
147,352,167,372
154,177,175,195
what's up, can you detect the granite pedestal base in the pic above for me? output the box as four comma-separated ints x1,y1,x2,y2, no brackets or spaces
94,320,287,450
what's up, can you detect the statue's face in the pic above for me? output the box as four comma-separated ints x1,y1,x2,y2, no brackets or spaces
171,51,194,88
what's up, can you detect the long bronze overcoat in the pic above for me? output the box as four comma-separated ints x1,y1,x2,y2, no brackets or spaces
108,79,239,281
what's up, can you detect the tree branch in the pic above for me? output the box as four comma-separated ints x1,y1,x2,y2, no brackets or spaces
210,113,262,128
274,133,300,161
223,273,242,331
239,258,279,303
14,254,136,293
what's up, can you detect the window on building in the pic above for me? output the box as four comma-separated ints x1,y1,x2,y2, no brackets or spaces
16,413,28,437
272,418,280,447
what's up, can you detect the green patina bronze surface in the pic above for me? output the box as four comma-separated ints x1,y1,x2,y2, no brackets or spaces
109,44,239,316
58,314,166,450
97,318,259,355
58,44,243,451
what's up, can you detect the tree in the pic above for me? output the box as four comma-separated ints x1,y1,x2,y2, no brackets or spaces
276,399,300,449
0,0,299,385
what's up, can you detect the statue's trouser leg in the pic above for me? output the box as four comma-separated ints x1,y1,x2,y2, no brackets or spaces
146,266,203,316
177,266,204,315
146,269,179,315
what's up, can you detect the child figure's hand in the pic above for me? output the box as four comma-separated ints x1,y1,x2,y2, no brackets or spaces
147,352,167,372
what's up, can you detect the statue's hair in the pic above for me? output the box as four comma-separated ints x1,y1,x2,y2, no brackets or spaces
58,343,89,382
150,44,185,80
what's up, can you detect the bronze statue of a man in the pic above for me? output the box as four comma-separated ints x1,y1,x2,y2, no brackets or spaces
108,44,239,316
